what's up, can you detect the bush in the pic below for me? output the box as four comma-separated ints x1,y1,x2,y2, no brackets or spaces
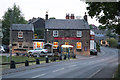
96,42,100,52
107,38,118,48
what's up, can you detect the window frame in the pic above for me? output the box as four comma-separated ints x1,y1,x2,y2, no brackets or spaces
18,31,23,38
77,31,82,37
53,30,58,37
18,42,22,49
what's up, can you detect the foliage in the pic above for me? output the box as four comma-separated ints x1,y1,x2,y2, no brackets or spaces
1,56,45,63
86,2,120,35
106,30,117,38
2,4,27,45
34,29,44,39
98,25,106,30
96,42,100,52
107,38,118,47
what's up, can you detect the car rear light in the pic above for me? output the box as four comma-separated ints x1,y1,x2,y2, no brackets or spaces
45,50,47,51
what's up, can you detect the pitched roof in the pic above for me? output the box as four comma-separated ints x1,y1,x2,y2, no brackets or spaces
11,24,34,31
45,19,90,29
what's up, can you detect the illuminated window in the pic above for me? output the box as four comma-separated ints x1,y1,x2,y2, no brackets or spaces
53,42,58,49
18,31,23,38
18,42,22,48
33,42,44,49
65,42,69,45
37,42,40,48
76,42,82,49
77,31,82,37
53,30,58,37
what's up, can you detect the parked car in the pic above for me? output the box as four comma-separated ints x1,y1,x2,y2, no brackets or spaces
3,45,9,53
32,53,54,57
27,48,48,54
0,46,5,53
90,49,97,55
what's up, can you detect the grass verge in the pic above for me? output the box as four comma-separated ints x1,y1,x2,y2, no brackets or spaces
114,64,120,79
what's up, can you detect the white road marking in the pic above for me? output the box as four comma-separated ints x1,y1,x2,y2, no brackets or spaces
32,73,46,78
88,68,103,78
69,65,77,68
90,56,96,58
53,68,64,72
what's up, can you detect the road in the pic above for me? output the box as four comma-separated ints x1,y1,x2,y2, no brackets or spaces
2,46,119,79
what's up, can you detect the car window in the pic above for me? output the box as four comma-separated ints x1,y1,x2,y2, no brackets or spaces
39,48,42,50
35,48,42,50
35,48,39,50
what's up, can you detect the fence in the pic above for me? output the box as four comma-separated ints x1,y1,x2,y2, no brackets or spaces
1,55,76,69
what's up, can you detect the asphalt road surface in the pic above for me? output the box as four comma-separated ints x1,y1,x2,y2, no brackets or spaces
2,46,119,79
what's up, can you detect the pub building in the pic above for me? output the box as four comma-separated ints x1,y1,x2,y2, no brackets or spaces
45,13,91,56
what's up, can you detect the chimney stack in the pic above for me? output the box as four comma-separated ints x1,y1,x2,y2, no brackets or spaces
71,14,75,19
45,11,48,20
66,13,75,19
66,14,70,19
84,12,88,22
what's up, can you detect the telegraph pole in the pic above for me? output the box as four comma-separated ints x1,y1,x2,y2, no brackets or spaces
9,10,13,62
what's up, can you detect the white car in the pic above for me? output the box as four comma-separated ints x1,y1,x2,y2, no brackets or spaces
27,48,48,54
0,46,5,53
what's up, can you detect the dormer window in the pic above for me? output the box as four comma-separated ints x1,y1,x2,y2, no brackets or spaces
53,30,58,37
18,31,23,38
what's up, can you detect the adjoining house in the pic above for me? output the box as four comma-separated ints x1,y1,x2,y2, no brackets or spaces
90,24,108,45
45,18,90,56
28,17,45,39
90,30,96,50
11,24,34,54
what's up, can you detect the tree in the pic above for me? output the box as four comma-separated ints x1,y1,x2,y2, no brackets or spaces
2,4,27,45
34,29,44,39
86,2,120,35
106,30,117,38
107,38,118,47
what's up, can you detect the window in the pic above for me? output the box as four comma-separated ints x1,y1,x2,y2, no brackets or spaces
53,30,58,37
65,42,69,45
84,47,88,51
90,36,94,40
76,42,82,49
37,42,40,48
53,42,58,49
77,31,82,37
18,31,23,38
35,48,42,50
18,42,22,48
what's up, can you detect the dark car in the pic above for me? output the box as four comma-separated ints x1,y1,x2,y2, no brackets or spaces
90,49,97,55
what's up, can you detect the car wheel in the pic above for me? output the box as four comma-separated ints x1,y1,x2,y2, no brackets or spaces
41,51,44,54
